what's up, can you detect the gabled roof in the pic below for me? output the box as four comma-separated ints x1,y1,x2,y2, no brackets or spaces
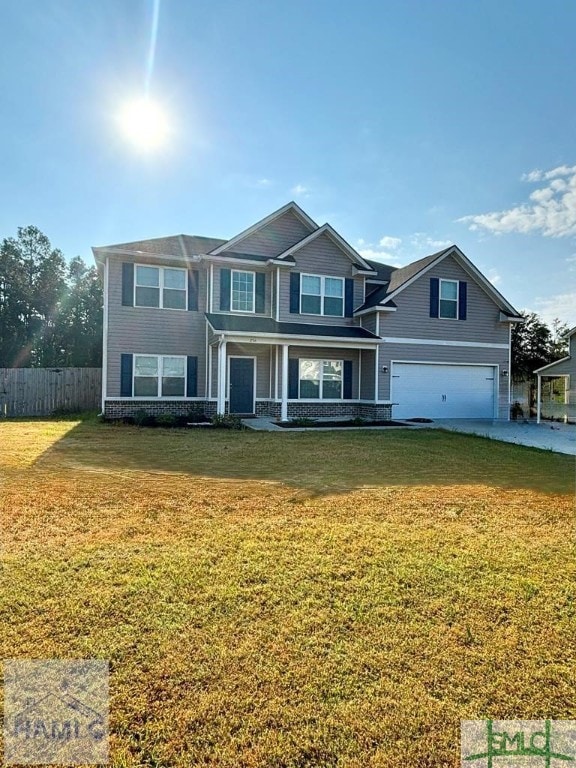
209,201,317,256
364,259,397,283
206,313,379,340
275,223,375,272
357,245,521,318
93,234,225,264
534,355,572,374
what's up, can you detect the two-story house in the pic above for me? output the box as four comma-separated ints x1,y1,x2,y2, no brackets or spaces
93,202,522,422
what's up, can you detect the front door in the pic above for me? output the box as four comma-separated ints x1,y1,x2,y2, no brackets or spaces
229,357,255,414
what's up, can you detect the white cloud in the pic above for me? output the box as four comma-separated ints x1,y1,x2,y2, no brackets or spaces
410,233,452,250
356,240,402,266
459,164,576,237
255,177,272,187
486,268,501,286
521,165,576,183
531,291,576,327
378,235,402,250
291,183,309,196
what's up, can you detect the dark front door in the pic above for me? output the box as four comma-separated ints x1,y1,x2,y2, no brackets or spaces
229,357,255,414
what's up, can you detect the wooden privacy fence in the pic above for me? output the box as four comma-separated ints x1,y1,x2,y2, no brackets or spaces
0,368,102,417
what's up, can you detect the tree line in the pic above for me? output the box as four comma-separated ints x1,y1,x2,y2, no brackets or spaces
0,226,102,367
0,224,571,374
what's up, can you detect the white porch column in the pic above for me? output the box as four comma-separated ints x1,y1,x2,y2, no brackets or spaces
536,374,542,424
217,339,227,415
281,344,289,422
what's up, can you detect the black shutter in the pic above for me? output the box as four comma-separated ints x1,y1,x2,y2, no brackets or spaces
429,278,439,318
120,354,133,396
188,271,198,311
255,272,265,314
186,356,198,396
343,360,353,399
220,269,231,311
458,281,467,320
289,272,300,314
122,263,134,306
288,358,299,398
344,279,354,317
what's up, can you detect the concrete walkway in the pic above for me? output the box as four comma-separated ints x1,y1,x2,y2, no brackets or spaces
433,419,576,455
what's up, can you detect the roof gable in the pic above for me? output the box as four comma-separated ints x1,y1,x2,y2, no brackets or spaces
367,245,521,317
209,202,317,257
276,224,374,271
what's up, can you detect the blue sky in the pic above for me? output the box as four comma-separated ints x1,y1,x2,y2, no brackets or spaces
1,0,575,325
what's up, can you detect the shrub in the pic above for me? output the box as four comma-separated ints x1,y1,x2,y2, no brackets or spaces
287,417,317,427
156,414,177,428
133,409,157,427
510,401,524,420
350,416,367,426
186,405,206,423
211,414,245,430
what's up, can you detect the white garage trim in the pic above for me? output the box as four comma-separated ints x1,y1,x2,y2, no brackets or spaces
391,360,499,420
380,337,509,349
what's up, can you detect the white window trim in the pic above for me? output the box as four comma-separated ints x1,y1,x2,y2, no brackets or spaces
134,264,188,311
133,354,187,398
230,269,256,314
300,273,344,317
298,358,344,400
438,278,459,320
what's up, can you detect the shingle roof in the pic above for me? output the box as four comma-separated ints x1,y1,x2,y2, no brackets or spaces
356,285,396,312
364,259,397,282
356,248,454,312
386,247,452,293
205,313,379,339
98,234,227,257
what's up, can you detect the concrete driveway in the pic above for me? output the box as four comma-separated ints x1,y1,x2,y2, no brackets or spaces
433,419,576,455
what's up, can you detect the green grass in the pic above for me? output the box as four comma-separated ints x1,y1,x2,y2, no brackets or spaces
1,418,574,767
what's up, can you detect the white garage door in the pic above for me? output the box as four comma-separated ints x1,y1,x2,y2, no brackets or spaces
392,363,496,419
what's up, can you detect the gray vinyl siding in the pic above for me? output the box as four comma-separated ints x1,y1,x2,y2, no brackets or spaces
378,342,510,417
379,255,510,345
286,346,360,399
225,209,312,257
278,232,365,325
106,256,208,398
212,266,272,317
360,349,376,399
538,357,575,376
361,313,378,335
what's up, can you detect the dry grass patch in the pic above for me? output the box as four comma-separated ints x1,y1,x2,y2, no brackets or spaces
1,417,574,767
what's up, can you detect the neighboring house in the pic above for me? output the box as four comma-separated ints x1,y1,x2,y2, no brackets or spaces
93,202,522,422
534,326,576,423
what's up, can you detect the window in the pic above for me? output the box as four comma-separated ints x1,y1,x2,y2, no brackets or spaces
439,279,458,319
135,265,187,309
133,355,186,397
231,270,255,312
300,274,344,316
299,359,343,399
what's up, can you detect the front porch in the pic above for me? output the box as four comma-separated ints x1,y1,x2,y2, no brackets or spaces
208,332,388,421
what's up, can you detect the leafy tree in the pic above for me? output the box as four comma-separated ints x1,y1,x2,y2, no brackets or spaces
0,226,102,367
511,312,569,382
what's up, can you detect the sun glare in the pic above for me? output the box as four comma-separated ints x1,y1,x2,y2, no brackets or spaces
118,98,170,151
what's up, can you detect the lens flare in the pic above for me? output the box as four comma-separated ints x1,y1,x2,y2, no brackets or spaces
118,98,169,151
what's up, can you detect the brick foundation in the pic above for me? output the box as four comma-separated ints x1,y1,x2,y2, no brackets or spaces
255,401,392,420
104,400,217,420
104,399,392,422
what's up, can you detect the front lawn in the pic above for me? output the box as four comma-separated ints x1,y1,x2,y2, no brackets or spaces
1,417,574,767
